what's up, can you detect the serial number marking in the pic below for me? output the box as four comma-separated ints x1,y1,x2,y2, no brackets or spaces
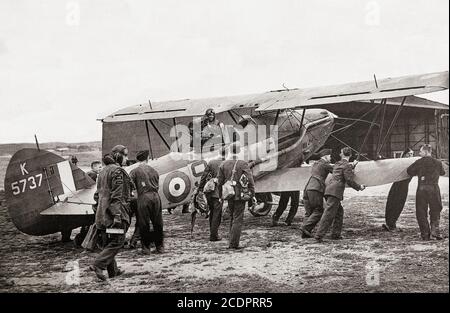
11,174,43,195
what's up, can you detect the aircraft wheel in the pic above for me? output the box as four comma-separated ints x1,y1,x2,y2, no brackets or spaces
61,229,72,242
248,193,273,217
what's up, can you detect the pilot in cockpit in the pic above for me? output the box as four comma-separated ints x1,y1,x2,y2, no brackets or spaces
200,108,225,150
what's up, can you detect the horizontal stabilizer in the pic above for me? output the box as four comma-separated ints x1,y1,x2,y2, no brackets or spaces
40,186,96,216
40,201,94,216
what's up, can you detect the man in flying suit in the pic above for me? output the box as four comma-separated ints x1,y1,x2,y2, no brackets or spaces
197,149,226,241
129,150,164,254
300,148,333,238
93,145,133,280
201,108,225,151
314,147,365,242
407,144,446,240
217,143,255,249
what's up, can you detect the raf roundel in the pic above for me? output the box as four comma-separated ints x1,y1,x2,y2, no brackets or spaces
163,171,192,203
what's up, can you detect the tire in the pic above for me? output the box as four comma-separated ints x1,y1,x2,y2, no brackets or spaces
248,193,273,217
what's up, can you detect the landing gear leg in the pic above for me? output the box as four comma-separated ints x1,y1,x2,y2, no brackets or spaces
61,229,72,242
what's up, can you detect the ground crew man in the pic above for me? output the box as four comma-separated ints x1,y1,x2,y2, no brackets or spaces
301,148,333,238
87,160,102,182
217,143,255,249
382,148,414,232
406,144,445,240
70,155,78,166
129,150,164,254
271,191,300,227
314,147,365,242
74,160,103,247
197,149,226,241
93,145,133,280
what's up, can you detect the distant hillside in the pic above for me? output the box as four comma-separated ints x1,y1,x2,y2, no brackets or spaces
0,141,101,156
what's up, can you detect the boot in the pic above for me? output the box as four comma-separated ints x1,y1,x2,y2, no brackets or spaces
93,266,107,281
153,245,165,254
141,247,151,255
110,269,125,278
431,221,443,240
301,227,312,238
271,218,279,227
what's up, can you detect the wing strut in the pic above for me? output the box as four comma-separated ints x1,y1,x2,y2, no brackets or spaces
376,96,407,157
376,99,389,153
356,100,384,161
144,120,154,159
173,118,180,152
299,108,306,130
273,109,280,125
149,120,171,150
228,110,238,124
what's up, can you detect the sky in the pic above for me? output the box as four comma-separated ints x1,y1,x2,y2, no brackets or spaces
0,0,448,143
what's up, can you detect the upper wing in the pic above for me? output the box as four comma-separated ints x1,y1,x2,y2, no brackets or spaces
102,71,448,123
255,71,448,111
255,157,421,193
101,94,261,122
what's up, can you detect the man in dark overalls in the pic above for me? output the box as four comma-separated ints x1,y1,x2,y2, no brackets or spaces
130,150,164,254
217,143,255,249
74,160,103,247
197,149,226,241
407,144,445,240
382,148,414,232
93,145,133,280
300,149,333,238
314,147,365,242
271,191,300,227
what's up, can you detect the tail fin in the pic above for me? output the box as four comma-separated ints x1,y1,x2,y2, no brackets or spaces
4,149,94,235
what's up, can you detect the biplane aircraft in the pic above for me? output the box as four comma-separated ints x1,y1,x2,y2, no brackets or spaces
4,71,448,239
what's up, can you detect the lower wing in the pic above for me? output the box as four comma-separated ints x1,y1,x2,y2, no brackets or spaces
255,157,421,193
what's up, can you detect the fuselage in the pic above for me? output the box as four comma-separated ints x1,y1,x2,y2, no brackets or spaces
136,109,335,209
4,109,335,236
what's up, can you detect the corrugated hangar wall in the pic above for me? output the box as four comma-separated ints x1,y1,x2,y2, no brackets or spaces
323,104,449,161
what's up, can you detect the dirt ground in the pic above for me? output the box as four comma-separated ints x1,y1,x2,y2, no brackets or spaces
0,179,448,293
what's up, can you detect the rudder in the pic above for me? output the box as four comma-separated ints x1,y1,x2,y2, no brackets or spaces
4,149,94,235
